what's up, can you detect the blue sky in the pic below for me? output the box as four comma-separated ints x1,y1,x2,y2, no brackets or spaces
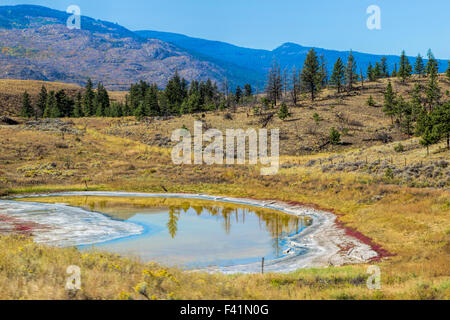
2,0,450,59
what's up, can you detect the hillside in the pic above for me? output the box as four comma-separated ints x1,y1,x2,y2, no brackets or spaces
0,5,226,90
137,30,449,89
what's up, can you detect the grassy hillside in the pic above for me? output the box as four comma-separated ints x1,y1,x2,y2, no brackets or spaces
0,75,448,300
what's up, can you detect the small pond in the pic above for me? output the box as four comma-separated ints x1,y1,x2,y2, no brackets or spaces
3,194,312,269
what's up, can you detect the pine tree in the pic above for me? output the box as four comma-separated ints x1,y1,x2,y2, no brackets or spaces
420,125,439,156
414,54,425,77
330,58,345,93
391,64,398,77
165,71,184,114
425,49,438,76
36,86,47,118
244,84,252,97
319,54,328,88
329,127,341,145
55,90,73,117
345,50,358,92
45,91,60,118
235,86,242,103
146,84,160,116
426,70,441,111
73,92,83,118
383,81,397,124
398,50,412,83
278,103,290,120
21,91,34,118
290,67,301,105
367,95,376,107
380,56,389,78
82,79,95,116
301,49,321,101
374,62,382,80
397,96,413,135
367,63,375,82
430,102,450,149
411,83,424,121
95,83,110,117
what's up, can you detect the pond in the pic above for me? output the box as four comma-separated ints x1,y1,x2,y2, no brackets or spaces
2,193,313,269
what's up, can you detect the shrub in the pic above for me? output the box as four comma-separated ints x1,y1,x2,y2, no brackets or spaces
385,168,394,180
278,103,290,120
312,112,322,125
394,143,405,153
329,127,341,145
367,95,376,107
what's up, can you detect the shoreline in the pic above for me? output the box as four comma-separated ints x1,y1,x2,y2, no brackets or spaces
9,191,381,273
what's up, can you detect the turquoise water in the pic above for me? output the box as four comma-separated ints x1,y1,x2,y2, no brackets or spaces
79,204,310,269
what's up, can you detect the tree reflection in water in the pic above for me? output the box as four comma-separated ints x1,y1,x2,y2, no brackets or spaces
166,203,312,256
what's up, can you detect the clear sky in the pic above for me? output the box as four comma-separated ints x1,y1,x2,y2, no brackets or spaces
2,0,450,59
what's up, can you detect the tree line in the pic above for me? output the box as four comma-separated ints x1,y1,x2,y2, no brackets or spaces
21,73,254,120
265,48,450,104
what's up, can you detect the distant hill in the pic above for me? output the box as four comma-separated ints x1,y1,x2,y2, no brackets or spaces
0,5,227,90
136,30,449,89
0,5,447,93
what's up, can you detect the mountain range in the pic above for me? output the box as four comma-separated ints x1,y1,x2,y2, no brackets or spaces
0,4,448,91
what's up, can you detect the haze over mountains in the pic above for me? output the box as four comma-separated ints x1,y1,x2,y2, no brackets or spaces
0,4,447,91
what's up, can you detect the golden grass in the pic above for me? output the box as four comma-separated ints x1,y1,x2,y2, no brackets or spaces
0,78,449,299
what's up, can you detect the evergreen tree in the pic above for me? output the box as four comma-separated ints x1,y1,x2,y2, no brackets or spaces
165,71,185,115
146,84,160,116
73,92,83,118
380,56,389,78
95,82,110,117
397,96,414,135
425,49,438,76
290,66,301,105
278,103,290,120
301,49,321,101
430,102,450,149
36,86,47,118
426,71,441,111
82,79,95,116
45,91,60,118
411,83,424,120
134,102,147,120
420,125,440,156
55,90,73,117
414,54,425,77
398,50,412,83
329,127,341,145
21,91,34,118
374,62,382,80
319,54,328,88
244,84,253,97
367,95,376,107
235,86,242,103
330,58,345,93
391,64,398,77
367,63,375,82
345,50,358,91
383,81,397,124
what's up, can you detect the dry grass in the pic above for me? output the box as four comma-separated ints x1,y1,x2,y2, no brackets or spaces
0,76,449,299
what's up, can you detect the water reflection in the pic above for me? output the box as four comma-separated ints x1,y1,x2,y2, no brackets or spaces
111,201,312,259
40,196,313,267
